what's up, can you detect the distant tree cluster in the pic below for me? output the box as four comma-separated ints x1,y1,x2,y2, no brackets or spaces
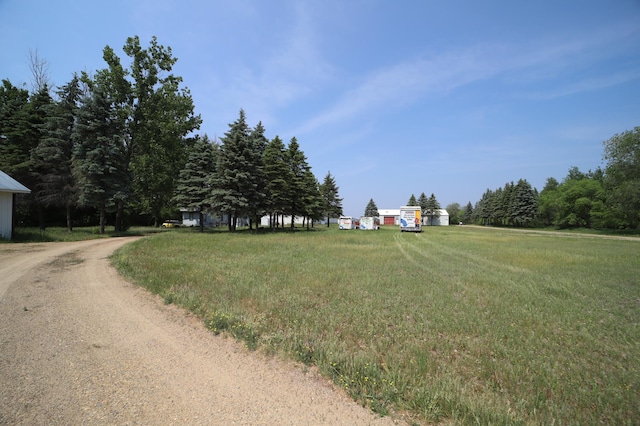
473,179,538,227
0,36,343,233
466,127,639,230
175,110,342,232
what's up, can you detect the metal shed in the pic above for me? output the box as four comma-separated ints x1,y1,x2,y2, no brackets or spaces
0,170,31,240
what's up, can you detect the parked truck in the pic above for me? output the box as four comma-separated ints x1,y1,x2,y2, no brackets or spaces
359,216,380,230
338,216,357,230
399,206,422,232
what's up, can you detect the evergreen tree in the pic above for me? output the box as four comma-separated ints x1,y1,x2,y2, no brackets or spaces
364,198,379,217
286,137,310,229
246,122,268,229
31,75,81,232
209,110,252,231
72,84,128,234
510,179,538,227
263,135,290,228
424,193,441,225
319,171,343,227
0,79,31,180
301,169,323,229
407,194,417,206
417,192,428,215
462,202,473,224
172,135,217,232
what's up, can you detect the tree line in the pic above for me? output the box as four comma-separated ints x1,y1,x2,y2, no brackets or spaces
0,36,343,233
445,128,639,230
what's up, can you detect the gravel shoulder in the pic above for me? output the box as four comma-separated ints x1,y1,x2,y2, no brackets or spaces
0,238,399,425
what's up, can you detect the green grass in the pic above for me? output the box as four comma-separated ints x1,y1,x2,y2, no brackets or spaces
111,225,640,425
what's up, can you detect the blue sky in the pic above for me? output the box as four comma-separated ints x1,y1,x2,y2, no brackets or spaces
2,1,639,216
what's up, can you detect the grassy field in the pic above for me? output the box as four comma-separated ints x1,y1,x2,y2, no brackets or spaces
108,225,638,424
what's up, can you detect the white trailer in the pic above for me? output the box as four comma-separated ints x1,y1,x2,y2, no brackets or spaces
359,216,380,230
399,206,422,232
338,216,357,230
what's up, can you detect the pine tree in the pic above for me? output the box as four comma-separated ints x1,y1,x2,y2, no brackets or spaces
407,194,417,206
424,193,441,225
263,135,290,228
246,122,268,229
72,85,129,234
417,192,428,217
286,137,310,229
0,79,31,180
302,169,323,229
209,110,252,231
462,201,473,224
319,171,343,227
511,179,538,227
364,198,379,217
173,135,217,232
31,75,81,232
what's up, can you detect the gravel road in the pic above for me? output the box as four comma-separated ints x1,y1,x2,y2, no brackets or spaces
0,238,399,425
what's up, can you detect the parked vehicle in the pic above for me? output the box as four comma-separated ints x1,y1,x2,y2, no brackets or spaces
399,206,421,232
338,216,357,230
161,219,182,228
359,216,380,230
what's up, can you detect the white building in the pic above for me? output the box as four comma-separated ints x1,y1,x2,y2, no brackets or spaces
378,208,449,226
0,170,31,240
423,209,450,226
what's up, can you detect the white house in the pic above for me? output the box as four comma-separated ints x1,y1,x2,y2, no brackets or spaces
0,170,31,240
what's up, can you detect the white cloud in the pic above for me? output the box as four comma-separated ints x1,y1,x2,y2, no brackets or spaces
293,19,640,136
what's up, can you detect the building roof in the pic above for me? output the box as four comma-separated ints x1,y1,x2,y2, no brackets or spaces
0,170,31,194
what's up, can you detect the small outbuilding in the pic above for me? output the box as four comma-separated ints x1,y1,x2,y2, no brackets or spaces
0,170,31,240
423,209,450,226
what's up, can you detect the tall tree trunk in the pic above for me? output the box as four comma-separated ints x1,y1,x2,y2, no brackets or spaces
99,205,106,235
115,200,124,232
66,202,73,232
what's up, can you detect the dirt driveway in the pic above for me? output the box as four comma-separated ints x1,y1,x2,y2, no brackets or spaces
0,238,398,425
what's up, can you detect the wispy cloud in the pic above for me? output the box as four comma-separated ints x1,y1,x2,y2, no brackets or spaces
293,19,640,136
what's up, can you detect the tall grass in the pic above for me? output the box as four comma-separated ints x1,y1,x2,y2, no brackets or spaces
112,226,640,425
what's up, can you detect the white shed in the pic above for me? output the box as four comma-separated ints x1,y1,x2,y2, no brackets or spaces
423,209,450,226
0,170,31,240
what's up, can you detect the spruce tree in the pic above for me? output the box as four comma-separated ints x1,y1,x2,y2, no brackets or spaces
209,110,252,231
417,192,428,216
263,136,290,228
72,85,128,234
462,201,473,224
286,137,310,228
247,122,268,229
407,194,417,206
364,198,379,217
319,171,343,227
173,135,217,232
424,193,441,225
511,179,538,227
31,75,81,232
